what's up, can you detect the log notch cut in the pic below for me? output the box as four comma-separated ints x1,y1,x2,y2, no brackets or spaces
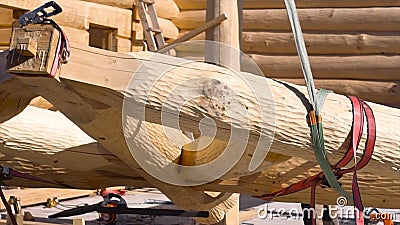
172,2,400,108
2,42,399,225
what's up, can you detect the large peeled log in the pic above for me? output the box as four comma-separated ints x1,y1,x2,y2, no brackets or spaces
1,46,400,222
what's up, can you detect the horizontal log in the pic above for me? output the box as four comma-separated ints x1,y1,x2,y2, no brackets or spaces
242,32,400,55
0,0,132,38
175,52,400,81
158,18,179,40
3,47,400,215
0,105,149,189
175,0,400,10
279,79,400,108
248,54,400,80
0,7,13,27
80,0,134,8
0,28,11,45
154,0,180,19
116,37,132,53
172,8,400,31
61,26,89,46
176,31,400,55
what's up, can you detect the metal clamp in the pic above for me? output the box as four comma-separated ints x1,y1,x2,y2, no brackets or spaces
19,1,62,26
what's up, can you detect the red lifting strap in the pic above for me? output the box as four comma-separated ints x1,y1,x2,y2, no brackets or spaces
255,96,376,225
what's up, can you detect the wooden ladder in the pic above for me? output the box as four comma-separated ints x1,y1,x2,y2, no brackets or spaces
134,0,165,51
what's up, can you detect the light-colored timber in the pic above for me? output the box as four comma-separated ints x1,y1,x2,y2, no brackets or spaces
0,45,399,221
178,31,400,55
0,0,132,38
172,8,400,31
158,14,227,52
158,17,179,40
242,32,400,55
249,54,400,80
174,0,400,10
80,0,134,9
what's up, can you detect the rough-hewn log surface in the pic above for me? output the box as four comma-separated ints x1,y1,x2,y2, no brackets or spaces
3,46,398,206
172,8,400,32
0,105,149,189
174,0,400,10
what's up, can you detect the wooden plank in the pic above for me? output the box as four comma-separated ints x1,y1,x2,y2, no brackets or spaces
61,26,89,46
174,0,400,10
242,31,400,55
172,8,400,31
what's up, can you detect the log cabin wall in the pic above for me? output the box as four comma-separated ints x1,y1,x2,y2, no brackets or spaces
172,0,400,107
0,0,180,53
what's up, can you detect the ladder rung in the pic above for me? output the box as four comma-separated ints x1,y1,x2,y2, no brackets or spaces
141,0,155,4
148,28,162,33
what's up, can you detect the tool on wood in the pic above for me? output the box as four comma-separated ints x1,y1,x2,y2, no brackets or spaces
7,1,70,78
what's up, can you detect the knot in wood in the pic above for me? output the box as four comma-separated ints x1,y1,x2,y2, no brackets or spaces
200,79,232,118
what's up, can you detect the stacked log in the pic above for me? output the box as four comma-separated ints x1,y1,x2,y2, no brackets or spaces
0,8,13,50
172,3,400,107
0,0,181,53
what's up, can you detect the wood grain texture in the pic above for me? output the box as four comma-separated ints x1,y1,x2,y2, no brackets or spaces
172,8,400,32
158,17,179,40
0,28,11,45
153,0,180,19
242,32,400,55
248,54,400,80
2,47,399,221
174,0,400,10
79,0,134,9
174,53,400,81
0,0,132,38
0,7,13,27
0,105,149,189
278,79,400,108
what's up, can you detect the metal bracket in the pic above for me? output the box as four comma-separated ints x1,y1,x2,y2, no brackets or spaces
19,1,62,26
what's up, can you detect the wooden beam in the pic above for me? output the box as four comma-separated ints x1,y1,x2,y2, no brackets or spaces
172,8,400,32
2,45,400,221
205,0,240,69
157,14,227,52
0,0,132,38
242,31,400,55
174,0,400,10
